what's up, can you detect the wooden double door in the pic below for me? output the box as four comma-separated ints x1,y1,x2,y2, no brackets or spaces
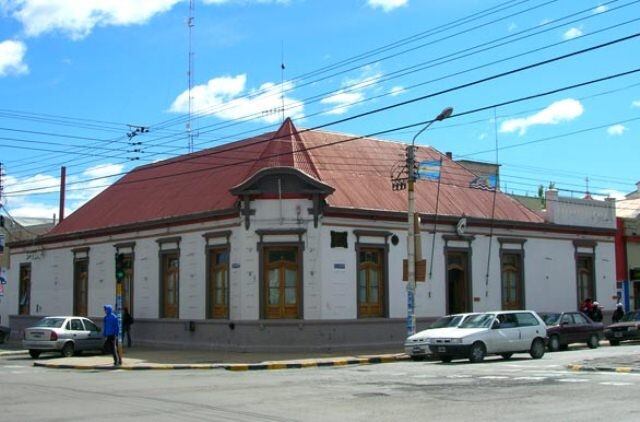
74,259,89,316
447,251,471,314
263,247,300,319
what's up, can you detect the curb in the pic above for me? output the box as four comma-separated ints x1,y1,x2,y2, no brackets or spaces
566,364,640,374
0,350,29,357
33,354,408,371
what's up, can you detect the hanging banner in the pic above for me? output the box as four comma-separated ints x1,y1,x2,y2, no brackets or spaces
417,160,441,181
0,267,6,285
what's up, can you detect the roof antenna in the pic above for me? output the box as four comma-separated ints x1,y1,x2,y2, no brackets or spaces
280,40,286,123
187,0,195,153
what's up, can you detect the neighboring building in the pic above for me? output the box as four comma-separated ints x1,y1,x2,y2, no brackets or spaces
625,181,640,200
3,120,617,350
615,197,640,311
0,216,53,324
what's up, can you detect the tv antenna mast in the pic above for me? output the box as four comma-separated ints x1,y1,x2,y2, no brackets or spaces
187,0,195,153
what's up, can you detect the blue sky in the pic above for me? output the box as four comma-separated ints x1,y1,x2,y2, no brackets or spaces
0,0,638,221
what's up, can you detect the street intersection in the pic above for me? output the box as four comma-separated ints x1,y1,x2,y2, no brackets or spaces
2,344,639,421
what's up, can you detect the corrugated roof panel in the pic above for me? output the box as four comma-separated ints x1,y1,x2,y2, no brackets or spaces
48,119,544,236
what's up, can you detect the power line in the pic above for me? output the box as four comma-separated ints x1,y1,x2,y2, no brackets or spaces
6,63,640,196
3,1,630,178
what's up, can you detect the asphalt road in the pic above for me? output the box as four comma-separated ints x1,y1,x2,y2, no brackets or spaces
2,344,640,422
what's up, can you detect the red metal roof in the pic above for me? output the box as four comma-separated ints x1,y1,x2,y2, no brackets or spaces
49,119,543,236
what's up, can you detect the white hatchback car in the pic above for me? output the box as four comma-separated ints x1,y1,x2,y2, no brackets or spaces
427,311,547,363
404,313,478,360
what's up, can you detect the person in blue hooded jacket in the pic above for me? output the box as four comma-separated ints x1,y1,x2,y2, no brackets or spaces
103,305,121,365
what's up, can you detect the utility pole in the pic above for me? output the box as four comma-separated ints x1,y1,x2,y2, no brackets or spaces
58,166,66,224
403,106,453,337
406,145,417,336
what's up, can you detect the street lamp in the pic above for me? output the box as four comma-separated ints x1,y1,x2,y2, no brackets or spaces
406,106,453,337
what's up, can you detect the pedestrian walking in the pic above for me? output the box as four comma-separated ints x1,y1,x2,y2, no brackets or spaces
612,303,625,323
103,304,121,366
591,301,603,322
122,307,134,348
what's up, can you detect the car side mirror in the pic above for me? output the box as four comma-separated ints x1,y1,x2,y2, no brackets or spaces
492,321,500,329
561,321,569,326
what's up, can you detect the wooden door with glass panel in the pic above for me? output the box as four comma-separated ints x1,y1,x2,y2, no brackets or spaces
358,248,384,317
264,247,299,319
161,253,179,318
501,253,523,310
74,259,88,316
447,251,470,314
209,248,229,319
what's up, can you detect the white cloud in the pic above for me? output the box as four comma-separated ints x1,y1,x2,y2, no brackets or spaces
389,86,405,96
593,189,626,201
0,39,28,76
594,5,608,14
632,100,640,108
321,91,365,115
367,0,408,12
2,163,124,219
607,124,627,136
2,0,182,40
170,74,304,123
320,67,383,115
563,27,583,40
500,99,584,135
203,0,290,4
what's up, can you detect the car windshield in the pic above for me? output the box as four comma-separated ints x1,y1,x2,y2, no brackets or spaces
430,315,463,329
33,318,66,328
621,312,640,322
540,313,561,326
459,314,495,329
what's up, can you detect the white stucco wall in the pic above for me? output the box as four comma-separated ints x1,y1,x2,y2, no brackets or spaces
2,196,617,327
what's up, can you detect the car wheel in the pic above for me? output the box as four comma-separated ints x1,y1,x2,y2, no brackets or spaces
0,331,6,344
61,342,75,358
500,353,513,360
440,355,452,363
587,334,599,349
609,339,620,346
530,338,545,359
410,355,425,362
548,335,560,352
469,342,486,363
28,350,41,359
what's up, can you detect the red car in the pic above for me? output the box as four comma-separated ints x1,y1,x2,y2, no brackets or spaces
539,312,603,352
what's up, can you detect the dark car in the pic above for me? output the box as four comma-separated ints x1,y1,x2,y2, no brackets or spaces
604,310,640,346
539,311,603,352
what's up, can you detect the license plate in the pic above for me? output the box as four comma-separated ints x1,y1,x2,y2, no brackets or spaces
614,332,623,338
438,346,446,353
31,332,43,338
412,346,422,353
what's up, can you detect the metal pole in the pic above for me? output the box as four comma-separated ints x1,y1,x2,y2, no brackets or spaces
406,145,416,337
116,276,123,360
59,166,66,223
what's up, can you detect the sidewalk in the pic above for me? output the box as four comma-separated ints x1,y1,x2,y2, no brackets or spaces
567,355,640,374
2,344,408,371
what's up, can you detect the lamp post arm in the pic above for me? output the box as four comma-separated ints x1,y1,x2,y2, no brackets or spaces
411,119,436,148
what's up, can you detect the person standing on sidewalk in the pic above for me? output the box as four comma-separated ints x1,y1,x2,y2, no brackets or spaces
103,304,121,366
612,303,625,323
122,307,133,348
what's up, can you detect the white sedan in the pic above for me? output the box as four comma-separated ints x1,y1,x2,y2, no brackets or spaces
427,311,547,363
404,313,478,360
